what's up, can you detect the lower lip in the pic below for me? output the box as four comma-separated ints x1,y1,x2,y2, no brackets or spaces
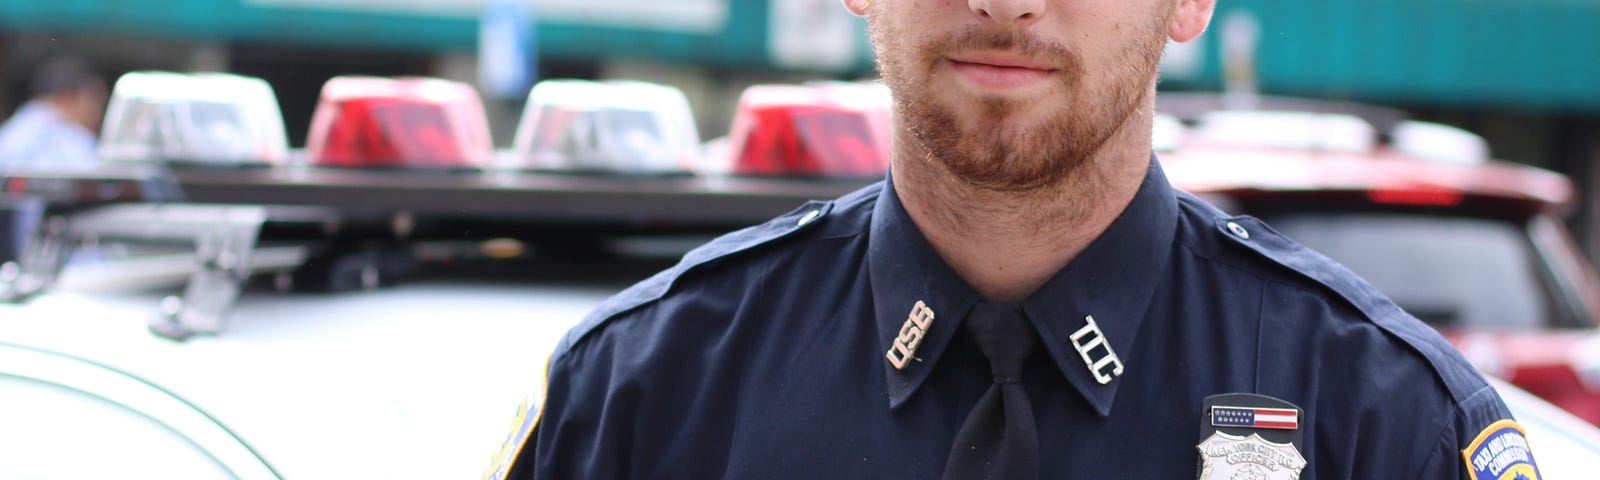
949,61,1055,90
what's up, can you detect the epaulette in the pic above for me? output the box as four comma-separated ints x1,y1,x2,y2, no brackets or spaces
1209,211,1486,400
553,198,839,353
1212,214,1406,319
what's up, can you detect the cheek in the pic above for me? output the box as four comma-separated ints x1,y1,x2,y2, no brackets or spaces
878,0,961,37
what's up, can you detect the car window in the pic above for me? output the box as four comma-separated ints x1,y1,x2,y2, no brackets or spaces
1263,213,1558,330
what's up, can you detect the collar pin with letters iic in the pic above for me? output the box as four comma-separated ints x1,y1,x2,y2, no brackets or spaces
886,301,935,370
1070,315,1124,385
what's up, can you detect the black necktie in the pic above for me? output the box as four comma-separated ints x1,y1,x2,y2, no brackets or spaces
943,303,1039,480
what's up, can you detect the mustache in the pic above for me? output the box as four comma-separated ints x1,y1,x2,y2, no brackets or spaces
922,25,1082,72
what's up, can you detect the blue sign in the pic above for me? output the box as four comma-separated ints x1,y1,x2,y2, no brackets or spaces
479,0,536,99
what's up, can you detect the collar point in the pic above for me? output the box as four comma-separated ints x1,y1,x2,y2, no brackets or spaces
1091,402,1114,418
886,390,913,411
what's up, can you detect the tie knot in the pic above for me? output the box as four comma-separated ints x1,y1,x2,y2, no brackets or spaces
964,303,1036,384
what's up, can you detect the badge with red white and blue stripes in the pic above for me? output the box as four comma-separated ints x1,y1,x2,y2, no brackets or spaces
1211,405,1300,430
1197,393,1305,480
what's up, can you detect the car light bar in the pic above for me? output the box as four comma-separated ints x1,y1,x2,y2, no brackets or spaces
98,71,289,167
508,79,701,175
305,76,491,170
724,82,891,179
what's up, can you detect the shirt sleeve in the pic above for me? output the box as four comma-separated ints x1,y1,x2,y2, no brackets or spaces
1414,384,1534,480
503,338,628,480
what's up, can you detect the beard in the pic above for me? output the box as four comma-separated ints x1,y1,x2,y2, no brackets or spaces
868,8,1171,192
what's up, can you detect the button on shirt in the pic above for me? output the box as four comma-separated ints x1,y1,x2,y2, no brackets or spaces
0,101,98,173
512,157,1514,479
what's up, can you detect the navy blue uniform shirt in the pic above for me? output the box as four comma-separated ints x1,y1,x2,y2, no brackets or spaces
497,158,1524,479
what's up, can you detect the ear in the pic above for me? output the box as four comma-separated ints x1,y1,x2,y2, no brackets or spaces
1168,0,1216,43
842,0,870,17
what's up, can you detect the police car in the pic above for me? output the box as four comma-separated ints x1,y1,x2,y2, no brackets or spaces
1156,94,1600,426
0,258,637,479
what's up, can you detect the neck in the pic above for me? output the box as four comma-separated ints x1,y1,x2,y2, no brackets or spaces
891,100,1155,303
43,92,93,132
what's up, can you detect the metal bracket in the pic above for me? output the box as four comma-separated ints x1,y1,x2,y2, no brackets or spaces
1,196,68,303
58,204,269,339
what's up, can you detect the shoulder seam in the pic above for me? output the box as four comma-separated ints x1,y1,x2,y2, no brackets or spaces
554,231,866,361
554,186,878,356
1411,383,1499,479
1194,214,1489,402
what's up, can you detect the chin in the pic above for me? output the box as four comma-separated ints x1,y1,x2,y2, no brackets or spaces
968,109,1057,140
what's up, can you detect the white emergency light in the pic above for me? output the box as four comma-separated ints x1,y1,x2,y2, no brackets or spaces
1391,120,1490,164
508,79,701,175
1196,110,1376,153
98,72,289,167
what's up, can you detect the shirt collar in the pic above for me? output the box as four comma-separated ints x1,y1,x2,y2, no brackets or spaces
868,156,1179,416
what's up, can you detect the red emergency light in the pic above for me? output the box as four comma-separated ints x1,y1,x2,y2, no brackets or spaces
724,83,891,179
305,76,492,170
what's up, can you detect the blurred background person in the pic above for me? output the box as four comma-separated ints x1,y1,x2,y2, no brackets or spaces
0,54,106,172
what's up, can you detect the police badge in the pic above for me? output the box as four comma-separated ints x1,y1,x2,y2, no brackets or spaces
1197,432,1307,480
1197,393,1307,480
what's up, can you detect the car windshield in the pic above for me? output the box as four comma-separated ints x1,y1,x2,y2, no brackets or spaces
1263,212,1558,330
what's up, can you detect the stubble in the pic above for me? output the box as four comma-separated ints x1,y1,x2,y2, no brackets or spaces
868,4,1174,194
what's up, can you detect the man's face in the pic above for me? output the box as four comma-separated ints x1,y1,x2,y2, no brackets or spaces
62,82,108,134
866,0,1176,192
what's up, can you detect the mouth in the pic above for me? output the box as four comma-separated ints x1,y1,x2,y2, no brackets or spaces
946,53,1057,91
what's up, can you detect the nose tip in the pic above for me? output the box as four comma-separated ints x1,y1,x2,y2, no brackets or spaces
970,0,1045,26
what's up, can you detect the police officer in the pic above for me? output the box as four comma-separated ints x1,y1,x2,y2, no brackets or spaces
487,0,1539,478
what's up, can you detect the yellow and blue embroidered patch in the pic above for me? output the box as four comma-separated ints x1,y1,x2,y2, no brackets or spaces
480,353,553,480
1462,420,1541,480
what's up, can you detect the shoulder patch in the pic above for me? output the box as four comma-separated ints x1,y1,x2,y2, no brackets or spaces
480,353,551,480
1462,420,1542,480
555,198,842,352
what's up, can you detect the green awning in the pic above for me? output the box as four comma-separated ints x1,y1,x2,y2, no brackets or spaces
0,0,873,72
3,0,1595,111
1161,1,1600,112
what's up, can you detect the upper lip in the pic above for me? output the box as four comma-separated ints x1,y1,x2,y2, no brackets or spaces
947,52,1055,71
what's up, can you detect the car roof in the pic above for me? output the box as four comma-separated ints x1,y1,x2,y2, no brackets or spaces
1155,95,1575,215
1157,92,1410,134
1160,144,1575,214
